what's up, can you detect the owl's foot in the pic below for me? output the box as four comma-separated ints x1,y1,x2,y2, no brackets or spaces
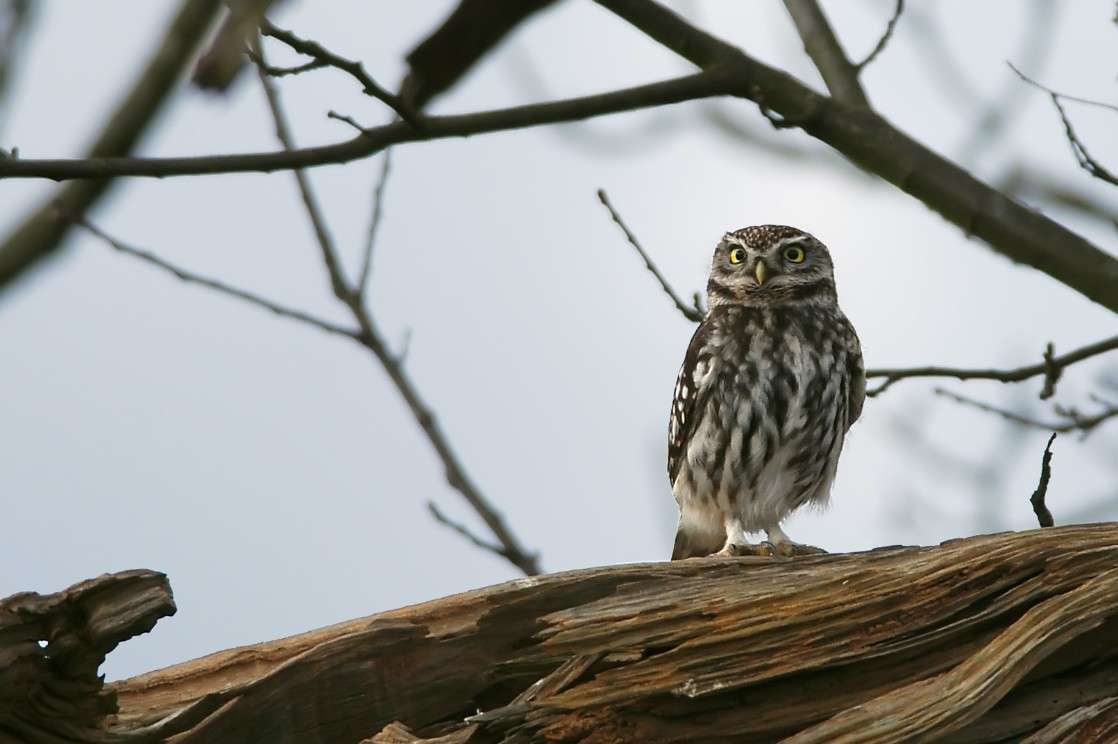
764,541,828,557
763,526,827,557
716,542,782,557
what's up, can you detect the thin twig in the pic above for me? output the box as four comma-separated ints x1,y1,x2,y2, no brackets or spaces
245,48,325,78
782,0,869,107
255,54,541,576
934,388,1118,435
68,213,360,342
357,150,392,299
259,19,420,127
596,189,704,322
1029,433,1057,528
255,43,349,298
427,501,514,563
1009,63,1118,187
865,335,1118,398
855,0,904,72
326,110,367,134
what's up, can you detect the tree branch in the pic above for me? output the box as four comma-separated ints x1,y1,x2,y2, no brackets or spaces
4,2,1118,315
357,150,392,299
259,20,419,126
855,0,904,72
400,0,559,110
192,0,278,91
935,388,1118,436
70,214,361,342
13,526,1118,742
255,57,541,576
864,334,1118,397
596,188,704,322
0,0,33,136
1029,433,1057,528
0,70,732,180
592,0,1118,315
1009,63,1118,188
0,0,222,293
427,501,520,565
782,0,869,107
254,45,349,297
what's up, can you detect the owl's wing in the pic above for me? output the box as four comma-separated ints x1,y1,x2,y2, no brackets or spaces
668,321,716,486
843,319,865,429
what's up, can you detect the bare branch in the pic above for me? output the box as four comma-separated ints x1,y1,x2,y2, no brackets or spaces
935,388,1118,435
855,0,904,72
254,44,349,297
245,48,324,78
865,334,1118,398
193,0,278,91
0,0,222,293
782,0,869,106
999,164,1118,229
3,1,1118,313
0,71,729,181
427,501,519,564
591,0,1118,314
400,0,559,110
357,150,392,299
69,214,359,342
596,189,704,322
1009,63,1118,187
260,20,420,126
1030,433,1057,528
256,60,541,576
326,110,367,134
0,0,33,136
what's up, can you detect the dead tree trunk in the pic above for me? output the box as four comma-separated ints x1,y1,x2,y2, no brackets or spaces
4,525,1118,743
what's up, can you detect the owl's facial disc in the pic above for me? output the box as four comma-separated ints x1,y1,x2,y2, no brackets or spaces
707,226,836,307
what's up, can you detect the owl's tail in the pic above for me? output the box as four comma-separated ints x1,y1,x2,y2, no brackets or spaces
671,527,723,561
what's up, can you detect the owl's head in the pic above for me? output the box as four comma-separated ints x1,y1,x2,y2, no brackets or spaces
707,225,837,308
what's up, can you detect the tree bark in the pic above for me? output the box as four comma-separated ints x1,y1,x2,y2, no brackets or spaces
4,525,1118,742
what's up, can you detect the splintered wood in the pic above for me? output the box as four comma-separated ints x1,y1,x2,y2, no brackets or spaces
3,525,1118,743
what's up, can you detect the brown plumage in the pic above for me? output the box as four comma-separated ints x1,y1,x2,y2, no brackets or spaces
668,226,864,559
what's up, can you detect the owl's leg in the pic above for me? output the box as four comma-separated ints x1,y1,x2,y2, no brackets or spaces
764,524,827,557
715,517,754,556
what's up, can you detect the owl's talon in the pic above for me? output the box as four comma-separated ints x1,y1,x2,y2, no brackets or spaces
714,542,790,558
772,542,828,557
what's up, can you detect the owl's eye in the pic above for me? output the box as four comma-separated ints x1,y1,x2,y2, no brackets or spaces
783,245,806,263
728,247,746,265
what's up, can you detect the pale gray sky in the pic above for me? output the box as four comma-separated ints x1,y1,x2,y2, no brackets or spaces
1,1,1116,681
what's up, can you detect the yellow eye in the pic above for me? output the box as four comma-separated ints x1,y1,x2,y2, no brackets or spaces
728,247,746,265
783,246,806,263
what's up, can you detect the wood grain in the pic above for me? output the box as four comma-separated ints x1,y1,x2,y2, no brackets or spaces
4,525,1118,742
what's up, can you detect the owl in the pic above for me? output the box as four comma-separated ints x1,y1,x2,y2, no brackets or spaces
668,225,864,559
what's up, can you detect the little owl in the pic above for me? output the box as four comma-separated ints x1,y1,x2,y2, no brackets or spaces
668,225,864,559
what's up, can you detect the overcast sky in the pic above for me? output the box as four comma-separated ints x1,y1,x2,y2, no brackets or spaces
1,1,1116,681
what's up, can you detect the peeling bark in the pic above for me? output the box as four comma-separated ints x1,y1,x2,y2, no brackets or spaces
3,525,1118,742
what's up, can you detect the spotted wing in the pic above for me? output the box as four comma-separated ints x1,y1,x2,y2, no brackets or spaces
842,317,865,429
668,321,716,486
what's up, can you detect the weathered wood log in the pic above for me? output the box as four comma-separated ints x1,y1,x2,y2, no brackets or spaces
4,525,1118,743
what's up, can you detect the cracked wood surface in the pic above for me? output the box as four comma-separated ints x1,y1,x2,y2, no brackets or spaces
3,525,1118,742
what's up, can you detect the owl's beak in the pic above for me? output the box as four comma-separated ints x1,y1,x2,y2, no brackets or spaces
754,261,768,286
